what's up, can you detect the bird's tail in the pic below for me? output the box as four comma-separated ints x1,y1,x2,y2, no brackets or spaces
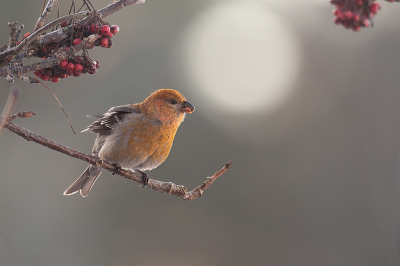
63,165,102,197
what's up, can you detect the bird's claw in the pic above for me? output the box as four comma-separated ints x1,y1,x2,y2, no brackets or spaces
135,170,149,189
112,163,121,176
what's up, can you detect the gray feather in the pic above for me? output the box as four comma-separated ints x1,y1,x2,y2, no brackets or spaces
82,104,142,135
63,165,102,197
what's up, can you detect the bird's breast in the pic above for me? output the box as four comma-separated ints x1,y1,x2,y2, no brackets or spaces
99,118,179,171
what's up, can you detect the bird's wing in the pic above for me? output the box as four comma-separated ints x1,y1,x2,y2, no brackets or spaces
82,104,142,134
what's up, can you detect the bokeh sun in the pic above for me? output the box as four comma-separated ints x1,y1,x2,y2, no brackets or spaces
178,0,301,115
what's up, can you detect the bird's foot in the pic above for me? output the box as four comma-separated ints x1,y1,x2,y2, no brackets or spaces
135,170,149,189
112,163,121,176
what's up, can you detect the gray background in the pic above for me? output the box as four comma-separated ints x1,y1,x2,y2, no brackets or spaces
1,0,400,265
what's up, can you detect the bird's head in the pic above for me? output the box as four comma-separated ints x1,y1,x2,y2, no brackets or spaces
140,89,195,125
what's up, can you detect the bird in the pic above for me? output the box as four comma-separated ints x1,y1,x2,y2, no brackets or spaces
64,89,195,197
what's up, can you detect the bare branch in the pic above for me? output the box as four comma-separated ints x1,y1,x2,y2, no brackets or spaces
19,75,39,83
8,21,19,48
4,114,231,200
0,44,7,53
4,74,14,83
98,0,145,17
34,0,57,31
78,0,145,25
6,111,35,122
8,22,24,49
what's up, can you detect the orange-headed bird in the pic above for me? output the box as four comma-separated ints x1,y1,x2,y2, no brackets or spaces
64,89,194,197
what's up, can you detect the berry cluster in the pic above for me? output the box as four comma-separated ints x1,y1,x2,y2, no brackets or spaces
30,21,119,82
34,55,100,82
330,0,381,31
58,21,119,50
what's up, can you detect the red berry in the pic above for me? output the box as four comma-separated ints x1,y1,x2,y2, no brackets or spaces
16,41,21,45
85,59,92,68
344,11,352,19
59,60,68,69
34,71,43,78
100,38,109,48
88,69,97,74
51,66,61,75
24,32,31,38
108,32,114,38
73,38,82,46
100,25,110,36
74,23,82,30
74,55,84,64
50,76,60,83
42,76,50,81
73,72,82,77
61,22,69,27
43,68,53,77
66,63,75,71
333,9,341,17
110,25,119,35
370,3,381,15
74,64,83,73
333,17,341,25
58,73,68,78
90,24,99,34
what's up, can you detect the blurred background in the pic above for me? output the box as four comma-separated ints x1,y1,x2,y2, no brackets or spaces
1,0,400,265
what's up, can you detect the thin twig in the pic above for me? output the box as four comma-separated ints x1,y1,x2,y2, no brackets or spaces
34,0,57,31
8,21,19,48
34,78,76,134
6,111,35,122
0,44,7,53
42,0,46,14
8,22,24,48
79,0,144,25
4,115,231,200
0,85,21,138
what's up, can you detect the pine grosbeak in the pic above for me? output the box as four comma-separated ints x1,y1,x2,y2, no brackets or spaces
64,89,194,197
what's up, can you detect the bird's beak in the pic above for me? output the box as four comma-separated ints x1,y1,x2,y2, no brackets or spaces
181,101,195,113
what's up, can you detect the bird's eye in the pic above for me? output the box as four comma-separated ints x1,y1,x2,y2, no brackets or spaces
171,100,177,105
